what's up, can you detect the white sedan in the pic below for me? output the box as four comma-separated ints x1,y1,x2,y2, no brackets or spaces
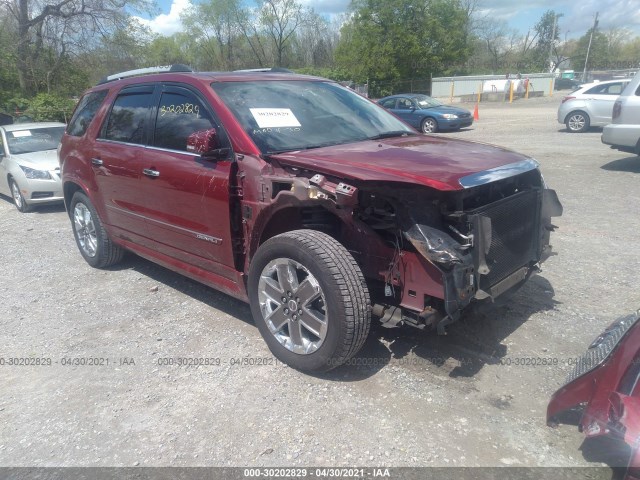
0,122,66,212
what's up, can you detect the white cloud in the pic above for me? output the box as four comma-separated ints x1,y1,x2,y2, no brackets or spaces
477,0,640,36
134,0,640,38
567,0,640,35
133,0,192,37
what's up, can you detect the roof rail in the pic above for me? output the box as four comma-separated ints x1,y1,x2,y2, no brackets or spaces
233,67,293,74
98,64,193,84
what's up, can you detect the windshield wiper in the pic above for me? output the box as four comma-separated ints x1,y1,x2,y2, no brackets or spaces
367,131,415,140
267,141,341,154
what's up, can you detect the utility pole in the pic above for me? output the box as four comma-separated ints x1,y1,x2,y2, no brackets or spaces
582,12,599,81
549,14,560,72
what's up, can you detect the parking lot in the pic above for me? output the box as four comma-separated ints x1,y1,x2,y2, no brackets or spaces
1,96,639,473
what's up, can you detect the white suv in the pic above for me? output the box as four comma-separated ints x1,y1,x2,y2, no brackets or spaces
602,72,640,155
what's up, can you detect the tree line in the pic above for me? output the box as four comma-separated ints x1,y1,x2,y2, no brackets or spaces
1,0,639,120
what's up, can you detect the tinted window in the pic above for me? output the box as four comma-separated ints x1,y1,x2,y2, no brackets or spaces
103,90,153,144
397,98,414,110
585,82,626,95
6,126,65,154
153,90,216,152
380,99,396,109
67,90,108,137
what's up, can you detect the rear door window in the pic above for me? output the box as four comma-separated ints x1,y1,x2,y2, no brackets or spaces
101,86,154,145
380,98,396,109
585,82,626,95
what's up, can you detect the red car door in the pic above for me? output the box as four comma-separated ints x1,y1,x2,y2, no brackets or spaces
139,84,236,278
93,85,154,242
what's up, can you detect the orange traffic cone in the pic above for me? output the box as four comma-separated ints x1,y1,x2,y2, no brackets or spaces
473,103,479,121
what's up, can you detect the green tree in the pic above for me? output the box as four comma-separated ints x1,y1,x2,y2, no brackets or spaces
0,13,20,109
619,37,640,69
572,29,609,72
25,93,75,122
2,0,154,95
181,0,242,70
335,0,470,96
259,0,310,67
530,10,561,70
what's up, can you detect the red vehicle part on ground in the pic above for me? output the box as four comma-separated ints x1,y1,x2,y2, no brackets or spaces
548,310,640,479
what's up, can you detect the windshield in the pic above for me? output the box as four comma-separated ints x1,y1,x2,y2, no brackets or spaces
6,126,65,155
414,95,443,108
211,80,415,154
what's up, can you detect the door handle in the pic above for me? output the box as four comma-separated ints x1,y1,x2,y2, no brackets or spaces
91,158,103,166
143,168,160,178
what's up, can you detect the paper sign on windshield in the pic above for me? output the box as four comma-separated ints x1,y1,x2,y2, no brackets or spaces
12,131,32,137
250,108,301,129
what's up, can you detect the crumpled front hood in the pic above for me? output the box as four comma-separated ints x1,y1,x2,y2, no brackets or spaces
12,150,59,170
270,135,534,191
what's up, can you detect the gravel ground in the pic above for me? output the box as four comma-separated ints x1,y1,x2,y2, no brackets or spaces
1,96,639,473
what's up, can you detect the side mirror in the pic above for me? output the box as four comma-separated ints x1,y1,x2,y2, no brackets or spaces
186,128,229,159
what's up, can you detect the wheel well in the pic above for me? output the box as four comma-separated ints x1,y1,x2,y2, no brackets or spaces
63,182,83,216
255,205,341,255
568,110,588,119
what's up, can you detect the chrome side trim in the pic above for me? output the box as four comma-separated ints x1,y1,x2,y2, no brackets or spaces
459,158,539,188
106,205,223,245
144,145,202,157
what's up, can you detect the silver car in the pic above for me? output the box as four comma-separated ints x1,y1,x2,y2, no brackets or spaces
602,71,640,156
557,79,630,133
0,122,66,212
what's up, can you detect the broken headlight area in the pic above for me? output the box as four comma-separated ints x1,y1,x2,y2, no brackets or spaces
357,180,561,332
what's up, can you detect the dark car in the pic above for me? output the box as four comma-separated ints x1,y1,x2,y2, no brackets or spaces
59,65,561,373
378,94,473,133
548,310,640,479
554,77,582,91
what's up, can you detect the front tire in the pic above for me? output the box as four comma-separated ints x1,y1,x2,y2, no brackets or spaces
10,178,30,213
565,111,590,133
248,230,370,372
421,117,438,133
70,191,124,268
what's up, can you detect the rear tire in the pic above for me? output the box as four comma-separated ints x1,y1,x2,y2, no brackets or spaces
248,230,370,372
565,111,590,133
70,191,124,268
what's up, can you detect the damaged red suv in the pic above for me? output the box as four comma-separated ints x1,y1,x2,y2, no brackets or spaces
59,65,562,372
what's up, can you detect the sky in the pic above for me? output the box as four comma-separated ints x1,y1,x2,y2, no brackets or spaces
135,0,640,39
